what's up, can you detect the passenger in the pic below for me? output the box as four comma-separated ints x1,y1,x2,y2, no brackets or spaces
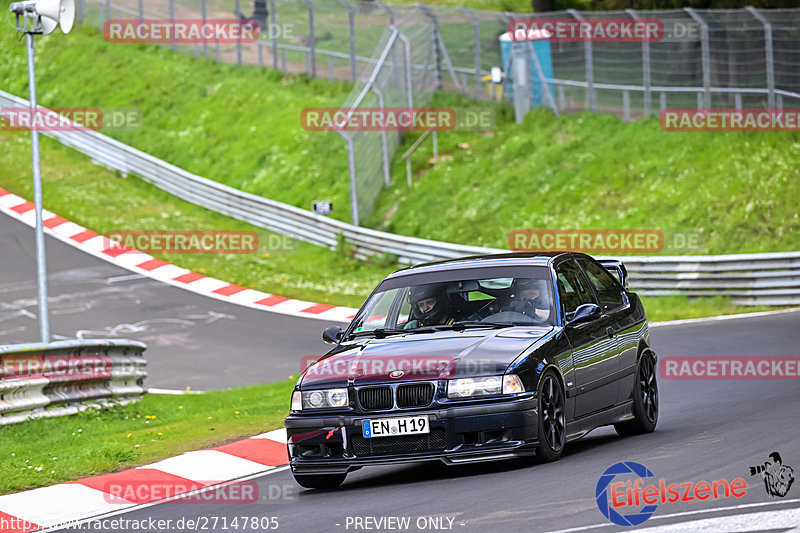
505,278,551,321
404,283,454,329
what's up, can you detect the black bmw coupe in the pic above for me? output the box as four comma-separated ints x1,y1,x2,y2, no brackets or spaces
284,252,659,489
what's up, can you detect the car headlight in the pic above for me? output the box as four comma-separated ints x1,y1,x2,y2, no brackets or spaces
448,375,511,398
292,388,349,410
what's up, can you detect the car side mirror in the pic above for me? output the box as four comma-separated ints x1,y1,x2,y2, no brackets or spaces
566,303,600,327
322,325,344,344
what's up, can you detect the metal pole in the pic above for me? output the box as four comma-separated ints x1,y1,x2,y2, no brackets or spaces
569,9,595,111
235,0,242,65
270,0,278,70
339,0,356,82
685,8,710,109
25,33,50,344
169,0,176,51
300,0,316,78
137,0,143,20
746,6,775,109
375,1,396,83
418,3,441,89
202,0,207,57
460,7,481,100
373,87,391,186
344,135,359,226
626,8,651,116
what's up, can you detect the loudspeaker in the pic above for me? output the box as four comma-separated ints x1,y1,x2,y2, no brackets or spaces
9,0,74,34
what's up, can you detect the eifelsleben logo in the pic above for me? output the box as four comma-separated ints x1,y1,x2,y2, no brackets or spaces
596,461,658,527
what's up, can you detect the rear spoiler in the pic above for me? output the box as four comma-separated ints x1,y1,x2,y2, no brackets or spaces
598,259,628,289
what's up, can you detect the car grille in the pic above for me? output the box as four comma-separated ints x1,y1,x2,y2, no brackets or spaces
358,386,393,410
396,383,435,408
351,428,447,456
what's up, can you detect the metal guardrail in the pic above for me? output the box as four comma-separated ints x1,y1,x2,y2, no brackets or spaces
0,339,147,425
1,88,798,306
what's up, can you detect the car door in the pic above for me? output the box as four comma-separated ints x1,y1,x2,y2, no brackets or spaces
555,259,619,418
576,257,640,405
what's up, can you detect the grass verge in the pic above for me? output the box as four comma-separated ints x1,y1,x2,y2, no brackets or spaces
0,380,293,496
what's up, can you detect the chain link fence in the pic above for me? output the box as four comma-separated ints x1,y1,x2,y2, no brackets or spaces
77,0,800,223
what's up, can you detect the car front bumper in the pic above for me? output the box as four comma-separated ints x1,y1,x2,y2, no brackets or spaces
284,393,539,475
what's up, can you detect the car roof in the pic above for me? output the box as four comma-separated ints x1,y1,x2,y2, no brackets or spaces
386,252,574,280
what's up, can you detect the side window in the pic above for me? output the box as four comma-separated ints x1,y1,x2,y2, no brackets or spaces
555,261,596,316
578,259,625,311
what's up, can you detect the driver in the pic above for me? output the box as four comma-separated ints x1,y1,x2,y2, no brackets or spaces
404,283,454,329
505,278,551,321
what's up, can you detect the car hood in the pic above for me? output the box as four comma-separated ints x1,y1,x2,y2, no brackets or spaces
300,327,553,388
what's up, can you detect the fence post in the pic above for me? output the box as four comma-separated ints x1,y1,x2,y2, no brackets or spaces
685,8,710,109
169,0,176,51
347,135,360,226
98,1,104,30
511,44,530,122
417,3,442,90
338,0,357,82
528,41,558,116
300,0,316,78
235,0,243,65
394,27,414,109
746,6,775,109
375,2,396,83
626,8,651,116
373,87,391,186
76,0,85,23
460,7,482,100
137,0,143,20
270,0,278,70
202,0,208,57
568,9,595,111
623,90,631,121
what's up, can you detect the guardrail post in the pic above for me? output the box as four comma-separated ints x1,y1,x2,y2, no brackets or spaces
460,7,482,100
270,0,278,70
418,3,442,90
338,0,357,82
685,8,710,109
746,6,775,109
300,0,316,78
626,8,651,116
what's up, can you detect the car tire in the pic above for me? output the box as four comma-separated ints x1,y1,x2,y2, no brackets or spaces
615,350,658,437
535,369,566,462
292,473,347,490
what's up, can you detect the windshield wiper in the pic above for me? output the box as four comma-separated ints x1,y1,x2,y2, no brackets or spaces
349,328,409,339
445,321,535,330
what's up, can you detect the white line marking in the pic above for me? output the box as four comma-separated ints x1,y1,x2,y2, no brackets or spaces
650,307,800,328
146,388,206,395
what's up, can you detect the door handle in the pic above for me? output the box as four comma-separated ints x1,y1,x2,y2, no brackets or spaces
606,327,614,338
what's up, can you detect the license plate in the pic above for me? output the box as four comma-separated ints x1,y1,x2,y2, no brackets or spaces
361,416,429,438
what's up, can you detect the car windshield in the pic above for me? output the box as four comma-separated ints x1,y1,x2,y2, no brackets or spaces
349,266,556,336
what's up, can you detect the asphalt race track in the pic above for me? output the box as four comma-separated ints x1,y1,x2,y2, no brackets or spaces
3,212,800,532
0,215,334,390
